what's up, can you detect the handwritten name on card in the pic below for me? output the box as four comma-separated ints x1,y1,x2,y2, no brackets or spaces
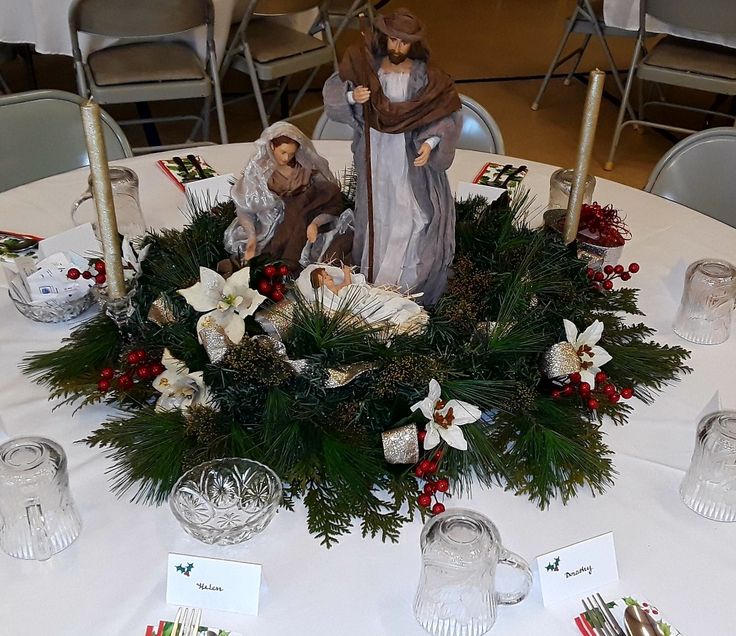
536,532,619,606
166,552,262,615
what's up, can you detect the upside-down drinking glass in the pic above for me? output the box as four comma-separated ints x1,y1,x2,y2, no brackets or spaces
680,411,736,522
0,436,82,560
672,259,736,345
414,508,532,636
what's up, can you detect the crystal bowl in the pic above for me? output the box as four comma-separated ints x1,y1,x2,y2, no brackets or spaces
8,285,95,323
169,458,282,545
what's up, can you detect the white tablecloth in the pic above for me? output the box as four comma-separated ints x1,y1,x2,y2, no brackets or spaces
0,0,236,65
1,142,735,636
603,0,736,48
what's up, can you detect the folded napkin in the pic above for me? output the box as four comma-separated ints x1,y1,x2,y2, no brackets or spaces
145,619,243,636
574,595,681,636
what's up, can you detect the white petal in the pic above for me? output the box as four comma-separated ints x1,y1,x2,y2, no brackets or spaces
439,424,468,451
590,345,612,367
579,320,604,347
222,312,246,344
178,282,218,312
411,397,435,421
443,399,481,426
423,423,441,450
235,289,267,317
223,266,252,297
428,379,442,403
579,369,596,386
563,319,579,344
152,369,181,393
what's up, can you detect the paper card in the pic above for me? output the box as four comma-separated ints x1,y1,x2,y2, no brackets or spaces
166,552,262,615
456,181,506,203
185,174,235,206
536,532,619,606
37,223,101,261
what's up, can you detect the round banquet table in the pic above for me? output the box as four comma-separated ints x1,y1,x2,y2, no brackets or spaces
1,142,734,636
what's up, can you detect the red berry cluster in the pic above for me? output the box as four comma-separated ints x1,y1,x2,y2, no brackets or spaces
579,202,631,247
414,436,448,515
97,348,165,393
256,263,289,303
67,259,107,285
587,262,640,292
551,371,634,410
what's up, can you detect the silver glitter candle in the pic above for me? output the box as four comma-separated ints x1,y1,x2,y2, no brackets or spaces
563,69,605,245
80,100,126,299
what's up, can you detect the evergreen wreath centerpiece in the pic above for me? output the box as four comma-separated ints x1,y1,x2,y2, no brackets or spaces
23,192,691,546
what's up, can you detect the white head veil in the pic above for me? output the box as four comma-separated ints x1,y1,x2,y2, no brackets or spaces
226,122,339,257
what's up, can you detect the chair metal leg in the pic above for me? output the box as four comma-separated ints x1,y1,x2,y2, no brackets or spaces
266,77,291,119
0,72,10,94
605,38,643,171
209,54,228,143
563,34,591,86
531,14,577,110
245,50,269,130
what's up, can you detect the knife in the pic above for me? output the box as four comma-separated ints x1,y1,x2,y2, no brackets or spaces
187,154,208,180
173,156,193,181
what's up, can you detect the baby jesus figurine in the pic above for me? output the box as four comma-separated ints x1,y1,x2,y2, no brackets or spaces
225,122,349,269
296,263,429,335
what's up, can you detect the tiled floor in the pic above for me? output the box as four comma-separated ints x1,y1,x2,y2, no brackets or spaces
1,0,727,189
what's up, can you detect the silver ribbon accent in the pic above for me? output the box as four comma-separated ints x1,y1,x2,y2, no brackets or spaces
381,424,419,465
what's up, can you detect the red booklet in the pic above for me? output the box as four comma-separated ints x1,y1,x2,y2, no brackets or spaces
157,156,218,191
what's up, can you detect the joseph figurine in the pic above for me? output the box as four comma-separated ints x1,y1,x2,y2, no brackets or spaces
323,8,462,305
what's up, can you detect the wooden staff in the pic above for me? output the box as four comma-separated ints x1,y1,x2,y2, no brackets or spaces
358,13,375,283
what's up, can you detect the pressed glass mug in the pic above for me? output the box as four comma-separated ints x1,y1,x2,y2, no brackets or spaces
71,166,147,238
672,259,736,345
0,436,82,560
548,168,596,211
414,508,532,636
680,411,736,522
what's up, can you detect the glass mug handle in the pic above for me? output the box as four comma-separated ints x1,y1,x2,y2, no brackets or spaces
495,547,533,605
26,502,53,561
71,188,93,226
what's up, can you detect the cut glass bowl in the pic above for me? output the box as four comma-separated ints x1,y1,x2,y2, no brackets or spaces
170,458,282,545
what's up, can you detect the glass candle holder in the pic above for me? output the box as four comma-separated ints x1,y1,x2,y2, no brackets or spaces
680,411,736,522
548,168,596,211
672,259,736,345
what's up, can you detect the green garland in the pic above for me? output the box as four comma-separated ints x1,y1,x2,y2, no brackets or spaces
23,193,691,546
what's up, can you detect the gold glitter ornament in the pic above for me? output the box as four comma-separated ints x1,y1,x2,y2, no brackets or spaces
199,324,233,363
255,299,295,340
325,361,377,388
147,295,176,326
541,341,581,378
381,423,419,464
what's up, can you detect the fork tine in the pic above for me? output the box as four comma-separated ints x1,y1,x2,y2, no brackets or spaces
595,593,626,636
189,608,202,636
170,607,183,636
582,597,615,636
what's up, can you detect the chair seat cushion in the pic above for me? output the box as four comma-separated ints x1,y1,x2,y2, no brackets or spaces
247,21,325,63
644,37,736,81
88,42,205,86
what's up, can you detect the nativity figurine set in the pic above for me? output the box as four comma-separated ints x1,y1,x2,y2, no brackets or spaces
224,8,461,332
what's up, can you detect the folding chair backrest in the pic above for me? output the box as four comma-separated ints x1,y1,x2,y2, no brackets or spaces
70,0,210,38
645,0,736,36
645,127,736,228
458,94,505,154
0,89,132,193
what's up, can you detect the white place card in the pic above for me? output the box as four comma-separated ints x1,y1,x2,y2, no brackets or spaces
166,552,262,615
37,222,100,260
185,174,235,205
455,181,507,204
536,532,619,606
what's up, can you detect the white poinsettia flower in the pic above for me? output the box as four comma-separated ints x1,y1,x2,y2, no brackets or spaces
563,319,612,386
121,235,150,275
178,267,266,346
152,348,213,412
410,379,482,452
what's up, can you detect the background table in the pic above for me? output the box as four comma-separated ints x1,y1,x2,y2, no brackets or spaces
603,0,736,48
1,142,734,635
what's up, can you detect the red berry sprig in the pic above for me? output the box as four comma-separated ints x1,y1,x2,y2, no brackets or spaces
414,439,449,515
586,262,640,292
551,370,634,410
96,348,166,393
67,258,107,286
255,262,290,303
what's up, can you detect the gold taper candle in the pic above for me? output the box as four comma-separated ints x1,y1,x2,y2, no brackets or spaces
563,69,605,244
80,99,126,298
